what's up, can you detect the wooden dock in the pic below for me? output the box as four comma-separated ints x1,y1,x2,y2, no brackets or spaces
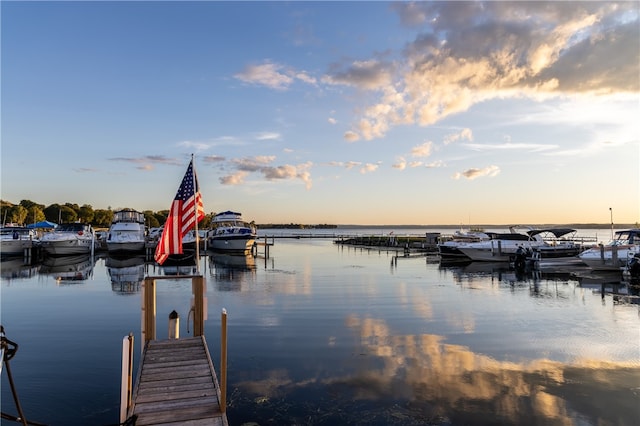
122,275,229,426
130,336,227,425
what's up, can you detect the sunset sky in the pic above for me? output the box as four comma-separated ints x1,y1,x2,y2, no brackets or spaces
2,1,638,225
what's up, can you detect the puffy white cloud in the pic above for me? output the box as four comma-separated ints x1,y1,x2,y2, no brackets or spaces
337,2,639,139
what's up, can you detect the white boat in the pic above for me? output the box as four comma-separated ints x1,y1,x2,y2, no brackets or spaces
438,229,492,260
579,229,640,271
207,211,256,254
457,228,546,262
106,209,146,255
182,229,208,251
39,223,97,256
0,226,37,257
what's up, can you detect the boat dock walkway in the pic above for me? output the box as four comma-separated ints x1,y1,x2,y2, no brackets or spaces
123,275,228,426
130,336,227,425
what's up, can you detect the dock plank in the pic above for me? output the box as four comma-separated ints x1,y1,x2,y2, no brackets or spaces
130,336,227,426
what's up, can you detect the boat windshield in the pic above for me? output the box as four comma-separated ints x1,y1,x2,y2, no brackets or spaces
612,230,639,245
57,223,88,232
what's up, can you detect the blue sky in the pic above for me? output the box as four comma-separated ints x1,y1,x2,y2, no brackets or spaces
2,1,638,225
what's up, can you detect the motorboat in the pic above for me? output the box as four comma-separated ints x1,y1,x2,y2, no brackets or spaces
39,223,97,256
0,226,37,257
456,228,546,262
207,211,256,254
40,254,94,282
525,228,585,259
106,209,146,255
438,229,493,260
579,229,640,271
182,229,208,251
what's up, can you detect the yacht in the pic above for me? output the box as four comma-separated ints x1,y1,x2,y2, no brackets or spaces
579,229,640,271
456,228,546,262
39,223,97,256
106,209,146,255
438,229,493,260
0,226,37,257
207,211,256,254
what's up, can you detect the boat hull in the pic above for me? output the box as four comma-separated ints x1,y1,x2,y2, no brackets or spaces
107,241,146,254
209,235,255,254
0,240,33,256
40,239,95,256
579,244,639,271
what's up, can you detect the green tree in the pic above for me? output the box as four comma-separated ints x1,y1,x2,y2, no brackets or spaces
79,204,95,223
93,209,113,228
143,211,160,228
27,206,46,224
20,199,44,211
7,205,28,224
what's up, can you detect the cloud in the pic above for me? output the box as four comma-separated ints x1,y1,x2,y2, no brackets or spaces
178,140,210,151
360,163,379,174
221,156,313,189
453,165,501,180
343,2,639,139
202,155,226,164
220,171,249,185
392,157,406,170
255,132,281,141
328,117,337,125
73,168,98,173
234,61,317,90
425,160,446,168
234,62,294,90
444,128,473,145
463,142,558,152
344,131,360,142
411,141,433,157
108,155,183,169
324,59,395,90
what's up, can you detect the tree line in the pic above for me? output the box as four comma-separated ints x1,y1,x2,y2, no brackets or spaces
0,199,217,229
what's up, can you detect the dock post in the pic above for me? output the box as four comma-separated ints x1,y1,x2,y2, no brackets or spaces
120,332,134,424
168,310,179,339
192,276,205,337
143,278,156,342
221,308,228,413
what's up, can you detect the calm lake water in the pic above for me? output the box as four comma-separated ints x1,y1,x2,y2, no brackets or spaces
1,228,639,426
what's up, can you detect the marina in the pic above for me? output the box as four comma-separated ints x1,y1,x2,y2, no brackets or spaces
1,227,639,426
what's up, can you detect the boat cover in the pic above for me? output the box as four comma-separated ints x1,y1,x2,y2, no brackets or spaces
526,228,576,238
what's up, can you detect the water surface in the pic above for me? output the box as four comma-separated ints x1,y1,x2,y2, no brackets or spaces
1,231,639,425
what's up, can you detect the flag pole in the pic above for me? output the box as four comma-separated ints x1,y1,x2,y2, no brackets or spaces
192,154,201,273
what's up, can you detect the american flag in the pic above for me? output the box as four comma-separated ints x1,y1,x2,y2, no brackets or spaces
154,159,205,265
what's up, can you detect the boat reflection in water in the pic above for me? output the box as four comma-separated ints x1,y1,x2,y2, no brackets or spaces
208,252,256,291
0,257,39,282
106,255,146,294
39,254,94,283
158,251,199,276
